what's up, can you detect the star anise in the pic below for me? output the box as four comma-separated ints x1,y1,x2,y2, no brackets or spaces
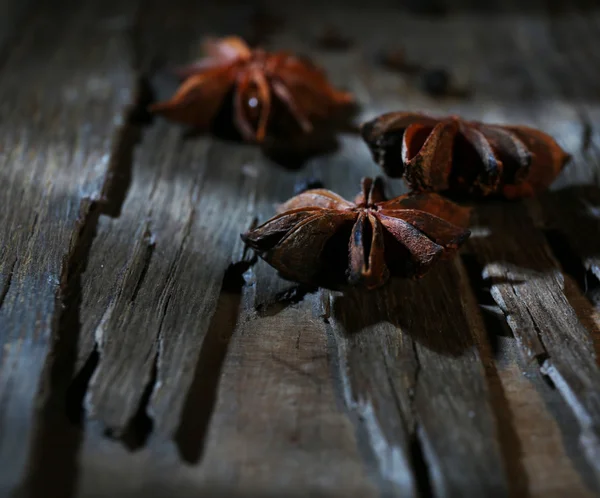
241,177,471,290
361,112,571,199
150,36,353,143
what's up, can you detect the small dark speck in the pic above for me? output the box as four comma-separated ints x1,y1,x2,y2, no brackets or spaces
419,68,471,99
294,177,324,195
378,49,421,74
315,26,353,51
420,68,451,97
582,119,593,152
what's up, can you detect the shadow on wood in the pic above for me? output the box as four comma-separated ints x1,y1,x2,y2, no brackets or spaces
331,262,475,357
174,262,247,464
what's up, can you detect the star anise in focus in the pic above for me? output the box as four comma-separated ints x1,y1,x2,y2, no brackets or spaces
241,177,471,290
361,112,571,199
150,36,354,143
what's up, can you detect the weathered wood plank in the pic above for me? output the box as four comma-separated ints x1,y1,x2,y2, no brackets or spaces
467,202,600,481
460,1,600,485
497,340,598,497
0,0,139,494
309,6,517,496
461,252,600,497
76,126,254,438
4,0,600,496
69,1,375,497
71,0,254,440
442,2,600,491
328,262,509,497
196,264,377,497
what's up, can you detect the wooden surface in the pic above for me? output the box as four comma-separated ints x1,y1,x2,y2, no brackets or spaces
1,0,600,496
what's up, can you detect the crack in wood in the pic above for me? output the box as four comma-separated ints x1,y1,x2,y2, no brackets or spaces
0,257,16,311
539,358,600,482
470,212,600,482
20,51,156,494
19,198,100,498
522,305,553,372
93,225,163,446
322,290,420,497
409,425,434,498
544,228,600,307
321,305,397,496
494,277,548,361
403,339,435,498
455,256,533,497
381,352,432,498
117,350,157,451
99,78,153,219
130,229,156,303
580,114,593,153
0,0,155,492
65,90,153,413
409,338,421,409
460,254,515,356
66,344,100,426
6,1,600,496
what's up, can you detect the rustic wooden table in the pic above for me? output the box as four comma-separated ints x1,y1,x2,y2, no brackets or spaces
1,0,600,496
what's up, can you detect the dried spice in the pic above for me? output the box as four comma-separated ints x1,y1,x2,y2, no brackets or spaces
242,177,471,290
150,36,353,143
361,112,571,199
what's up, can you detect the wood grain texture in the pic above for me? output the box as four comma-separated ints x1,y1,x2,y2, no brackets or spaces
497,338,597,498
0,0,139,494
328,263,509,498
74,0,256,440
2,0,600,496
457,2,600,484
69,1,376,497
467,202,600,481
195,272,376,497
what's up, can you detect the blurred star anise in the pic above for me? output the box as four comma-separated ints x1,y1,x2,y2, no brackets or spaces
241,177,471,290
361,112,571,199
150,36,353,143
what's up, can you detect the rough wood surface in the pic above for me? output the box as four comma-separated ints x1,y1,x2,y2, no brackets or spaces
1,0,600,497
0,0,138,494
328,265,509,498
468,202,600,481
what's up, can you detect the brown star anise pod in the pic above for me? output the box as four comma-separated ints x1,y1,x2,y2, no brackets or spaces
361,112,571,199
241,177,471,290
150,36,353,143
